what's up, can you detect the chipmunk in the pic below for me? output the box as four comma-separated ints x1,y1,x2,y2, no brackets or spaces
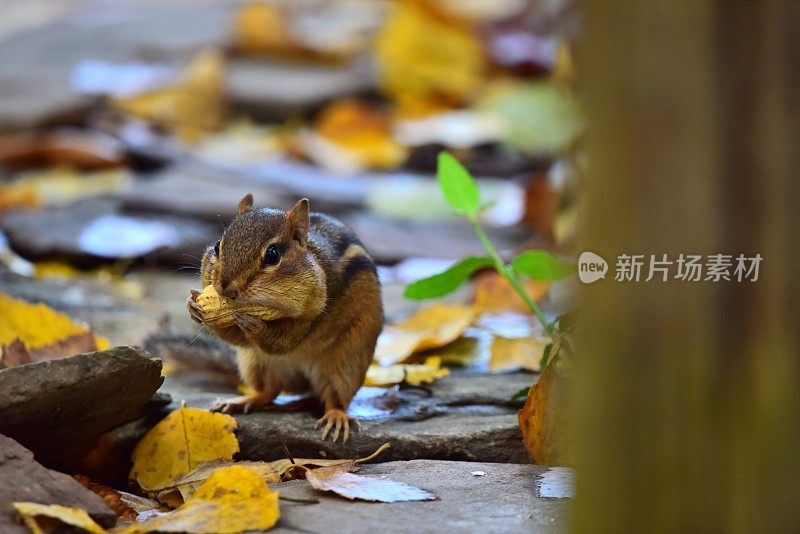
187,194,383,443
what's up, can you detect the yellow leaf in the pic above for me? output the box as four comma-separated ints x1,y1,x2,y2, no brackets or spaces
374,303,476,365
306,464,436,502
170,443,391,503
313,99,406,170
0,167,132,211
489,336,549,373
365,356,450,387
129,405,239,493
129,466,279,534
0,293,106,367
12,502,106,534
111,51,224,143
376,0,486,103
233,2,288,56
472,272,549,314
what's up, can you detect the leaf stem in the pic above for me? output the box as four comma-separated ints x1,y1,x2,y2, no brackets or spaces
468,215,556,340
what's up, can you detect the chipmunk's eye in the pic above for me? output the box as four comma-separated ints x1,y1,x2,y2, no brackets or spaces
213,240,220,257
263,244,281,267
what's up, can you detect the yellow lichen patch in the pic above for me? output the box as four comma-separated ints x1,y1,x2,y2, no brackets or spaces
129,405,239,493
365,356,450,387
12,502,106,534
126,466,280,534
0,292,90,349
374,303,477,366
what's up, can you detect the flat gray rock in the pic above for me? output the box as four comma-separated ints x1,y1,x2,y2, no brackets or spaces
0,346,163,462
0,435,116,533
159,368,535,464
273,460,569,533
0,198,219,264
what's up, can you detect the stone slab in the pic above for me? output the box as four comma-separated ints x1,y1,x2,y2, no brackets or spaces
0,434,116,533
0,346,163,462
272,460,570,534
159,368,536,465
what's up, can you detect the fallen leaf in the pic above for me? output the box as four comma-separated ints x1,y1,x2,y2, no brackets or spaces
376,0,486,103
12,502,106,534
472,271,549,314
518,360,572,465
489,336,549,373
233,2,289,56
74,475,137,522
306,464,437,502
0,292,106,367
374,303,477,365
111,50,224,143
0,167,132,212
168,443,391,503
365,356,450,387
311,99,406,170
128,466,279,534
129,405,239,494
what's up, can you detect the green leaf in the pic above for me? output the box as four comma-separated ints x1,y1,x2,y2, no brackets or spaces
404,256,493,300
510,386,531,401
437,152,480,215
511,250,574,281
539,343,553,370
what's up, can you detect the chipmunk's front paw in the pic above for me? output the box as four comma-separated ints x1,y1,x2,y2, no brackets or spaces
186,289,204,324
315,409,359,443
209,392,272,414
235,313,267,337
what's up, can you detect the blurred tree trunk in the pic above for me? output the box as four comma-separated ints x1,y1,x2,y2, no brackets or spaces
574,2,799,532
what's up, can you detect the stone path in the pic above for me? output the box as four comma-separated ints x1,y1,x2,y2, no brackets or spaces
273,460,569,534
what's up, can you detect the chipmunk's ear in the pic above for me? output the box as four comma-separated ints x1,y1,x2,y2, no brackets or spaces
238,193,254,214
286,198,309,246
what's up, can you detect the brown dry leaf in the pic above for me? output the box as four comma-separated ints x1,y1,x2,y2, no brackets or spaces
306,464,437,502
0,292,107,367
12,502,106,534
74,475,137,522
124,466,280,534
374,303,477,366
519,360,571,465
376,0,486,103
169,443,391,503
365,356,450,387
111,50,224,143
129,405,239,494
472,271,549,314
489,336,549,373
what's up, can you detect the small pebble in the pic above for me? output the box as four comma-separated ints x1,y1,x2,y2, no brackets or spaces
471,471,486,476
